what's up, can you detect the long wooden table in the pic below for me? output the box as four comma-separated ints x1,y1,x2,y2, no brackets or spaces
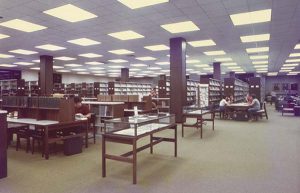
0,110,7,179
102,114,177,184
183,109,215,138
7,118,88,160
227,103,251,121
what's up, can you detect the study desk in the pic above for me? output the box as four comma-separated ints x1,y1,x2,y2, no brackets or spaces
227,103,251,121
7,118,88,159
183,109,214,138
0,110,7,179
102,113,177,184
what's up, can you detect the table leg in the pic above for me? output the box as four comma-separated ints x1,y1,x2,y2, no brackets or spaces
150,134,153,154
85,122,88,148
133,139,137,184
44,126,49,160
102,136,106,178
174,125,177,157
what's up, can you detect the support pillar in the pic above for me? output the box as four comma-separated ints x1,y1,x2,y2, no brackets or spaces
40,55,53,96
229,71,236,79
121,68,129,82
0,111,7,179
170,37,187,123
213,62,221,80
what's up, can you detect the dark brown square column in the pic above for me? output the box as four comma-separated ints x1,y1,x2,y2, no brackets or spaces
229,71,236,78
40,55,53,96
170,37,187,123
213,62,221,80
121,68,129,82
0,111,7,179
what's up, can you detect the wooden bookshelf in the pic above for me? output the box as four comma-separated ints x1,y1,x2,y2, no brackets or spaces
200,78,223,106
108,82,152,96
224,78,249,103
0,79,25,98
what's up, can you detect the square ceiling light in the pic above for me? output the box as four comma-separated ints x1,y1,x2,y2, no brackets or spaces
0,53,14,58
67,38,100,46
108,49,134,55
254,65,268,68
195,64,210,67
214,57,232,62
252,61,268,64
56,70,71,72
35,44,66,51
246,47,269,53
230,9,272,26
53,65,64,69
64,64,82,67
0,33,10,39
13,62,34,66
89,67,105,70
289,53,300,57
136,56,156,61
79,53,102,58
77,72,90,74
54,56,76,61
144,44,169,51
240,34,270,43
188,39,216,47
72,68,86,71
9,49,38,55
131,63,147,67
117,0,169,9
108,30,144,40
294,44,300,49
85,61,104,65
222,62,237,66
43,4,97,23
108,59,128,63
283,63,298,67
0,19,47,32
267,72,278,76
286,59,300,63
281,67,295,70
204,50,226,56
250,55,269,60
0,64,17,67
186,59,200,64
161,21,200,33
155,62,169,65
30,67,40,70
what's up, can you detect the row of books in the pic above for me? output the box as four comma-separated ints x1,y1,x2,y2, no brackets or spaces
2,96,61,109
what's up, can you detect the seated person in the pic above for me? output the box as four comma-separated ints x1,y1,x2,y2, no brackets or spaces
74,96,92,119
247,94,261,121
246,94,252,104
219,96,229,112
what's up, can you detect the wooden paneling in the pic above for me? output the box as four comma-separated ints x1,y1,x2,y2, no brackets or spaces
170,37,187,123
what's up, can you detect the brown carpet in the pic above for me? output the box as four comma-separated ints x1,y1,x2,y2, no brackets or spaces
1,105,299,193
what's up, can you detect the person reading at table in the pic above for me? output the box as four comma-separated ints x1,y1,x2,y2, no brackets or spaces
247,94,261,121
74,96,92,119
219,96,229,111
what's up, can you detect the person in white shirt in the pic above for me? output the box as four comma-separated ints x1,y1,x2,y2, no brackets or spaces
219,96,229,111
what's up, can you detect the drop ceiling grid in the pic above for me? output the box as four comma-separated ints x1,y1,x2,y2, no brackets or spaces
0,0,299,74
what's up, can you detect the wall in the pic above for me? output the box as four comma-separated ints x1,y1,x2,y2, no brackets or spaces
21,70,157,85
265,75,300,95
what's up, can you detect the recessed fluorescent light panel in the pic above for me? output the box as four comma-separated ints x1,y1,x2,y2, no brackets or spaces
85,61,104,65
55,56,76,61
144,44,169,51
283,63,298,67
131,63,147,67
250,55,269,60
108,49,134,55
44,4,97,22
188,39,216,47
117,0,169,9
0,64,17,67
72,68,86,71
108,59,128,63
294,44,300,49
222,62,237,66
230,9,272,26
79,53,102,58
252,61,268,65
240,34,270,43
136,56,156,61
204,50,226,56
155,62,169,65
53,66,64,69
13,62,34,66
0,33,10,39
64,64,82,67
0,19,47,32
246,47,269,53
286,59,300,63
56,70,71,73
186,60,201,64
9,49,38,55
35,44,66,51
161,21,200,33
67,38,100,46
108,30,144,40
214,58,232,62
289,53,300,57
0,54,14,58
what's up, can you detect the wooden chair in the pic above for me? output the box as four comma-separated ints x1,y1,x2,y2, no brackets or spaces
254,102,268,120
282,103,295,116
16,126,31,153
88,113,96,144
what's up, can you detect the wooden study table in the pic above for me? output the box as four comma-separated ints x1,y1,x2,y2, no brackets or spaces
227,103,251,121
183,109,215,138
102,113,177,184
0,110,7,179
7,118,88,160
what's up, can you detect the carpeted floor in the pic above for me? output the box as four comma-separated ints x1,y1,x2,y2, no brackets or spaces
1,105,299,193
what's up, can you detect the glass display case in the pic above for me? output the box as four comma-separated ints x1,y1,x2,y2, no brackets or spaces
104,113,175,137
